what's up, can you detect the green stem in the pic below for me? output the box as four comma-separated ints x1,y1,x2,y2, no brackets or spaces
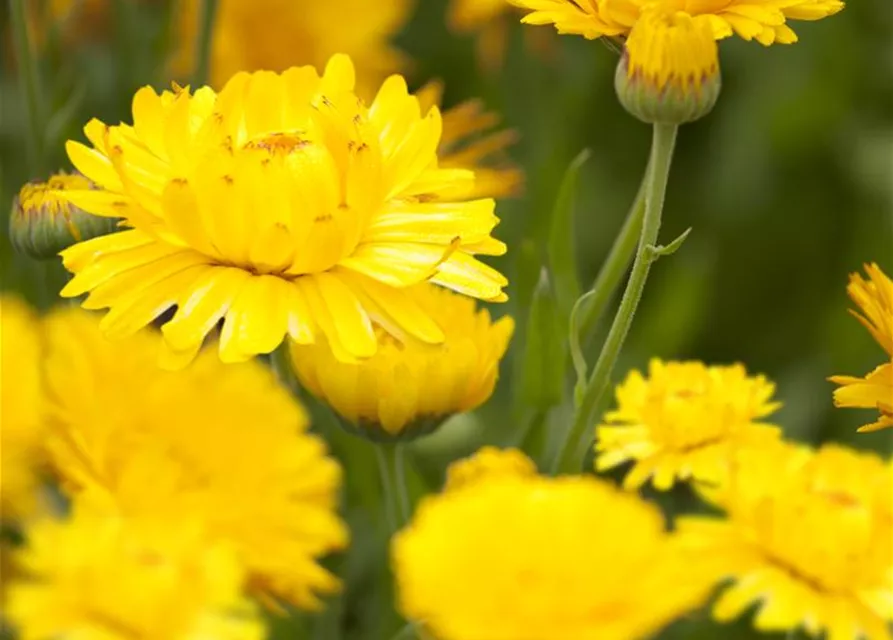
374,443,409,533
9,0,46,174
578,171,647,341
553,123,678,475
191,0,218,87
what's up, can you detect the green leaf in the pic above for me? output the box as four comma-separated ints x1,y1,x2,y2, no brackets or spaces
568,289,597,408
520,268,566,410
547,148,590,320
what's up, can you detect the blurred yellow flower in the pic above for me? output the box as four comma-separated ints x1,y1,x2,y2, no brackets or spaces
678,442,893,640
509,0,844,45
595,359,782,490
59,55,507,368
416,82,523,200
829,263,893,432
290,284,513,440
26,0,112,47
42,307,348,609
393,455,715,640
6,511,264,640
0,296,46,521
444,446,537,490
174,0,412,97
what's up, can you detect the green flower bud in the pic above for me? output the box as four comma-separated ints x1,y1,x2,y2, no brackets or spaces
9,172,119,260
614,8,721,125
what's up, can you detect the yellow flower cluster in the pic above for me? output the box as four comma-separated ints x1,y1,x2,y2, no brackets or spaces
595,359,782,490
679,442,893,639
393,448,716,640
829,263,893,432
1,300,347,639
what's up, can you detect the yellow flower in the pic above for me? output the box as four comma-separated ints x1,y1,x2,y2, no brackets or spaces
416,82,524,200
678,442,893,640
59,55,508,369
26,0,112,47
173,0,412,97
393,453,715,640
42,307,348,609
0,296,46,521
10,172,118,259
829,263,893,432
444,446,537,491
595,359,782,490
6,511,264,640
509,0,844,45
615,6,720,123
290,284,513,440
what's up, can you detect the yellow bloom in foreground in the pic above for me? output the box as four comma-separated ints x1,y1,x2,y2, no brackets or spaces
42,308,348,609
393,455,715,640
290,284,513,440
174,0,412,97
59,54,508,368
678,442,893,640
6,511,263,640
0,296,46,520
510,0,844,45
595,359,782,490
416,82,523,200
830,263,893,432
444,446,537,491
616,7,720,124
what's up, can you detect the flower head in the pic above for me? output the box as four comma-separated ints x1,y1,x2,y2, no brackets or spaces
290,284,513,440
9,172,118,260
59,55,507,368
595,359,782,490
42,307,348,609
6,511,264,640
393,451,715,640
416,82,523,200
678,442,893,640
615,7,720,124
173,0,412,97
829,263,893,432
509,0,844,45
0,296,46,520
444,446,537,491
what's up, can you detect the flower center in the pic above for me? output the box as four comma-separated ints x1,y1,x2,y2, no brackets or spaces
244,132,311,156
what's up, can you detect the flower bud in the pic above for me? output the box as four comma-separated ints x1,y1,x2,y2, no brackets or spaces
615,8,721,125
289,284,514,443
9,172,118,260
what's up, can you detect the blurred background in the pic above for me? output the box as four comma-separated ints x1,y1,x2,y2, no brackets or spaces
1,0,891,638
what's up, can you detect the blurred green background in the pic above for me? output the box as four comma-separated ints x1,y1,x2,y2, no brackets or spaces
1,0,891,638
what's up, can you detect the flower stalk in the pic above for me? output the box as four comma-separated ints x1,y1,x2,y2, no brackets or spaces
8,0,46,174
192,0,219,87
554,123,678,474
375,442,410,533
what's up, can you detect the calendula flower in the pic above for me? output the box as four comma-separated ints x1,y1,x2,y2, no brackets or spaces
26,0,112,48
829,263,893,432
444,446,537,490
6,511,264,640
59,55,507,368
615,7,721,124
510,0,844,45
595,359,782,490
42,307,348,609
0,296,46,520
416,82,523,200
290,284,513,440
9,172,118,260
173,0,412,97
678,442,893,640
393,452,715,640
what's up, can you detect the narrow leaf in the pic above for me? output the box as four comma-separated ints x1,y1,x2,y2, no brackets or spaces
547,149,590,319
520,268,565,410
